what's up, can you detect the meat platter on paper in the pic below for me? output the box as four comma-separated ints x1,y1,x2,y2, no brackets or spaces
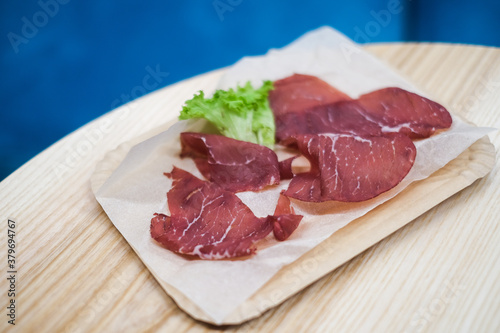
150,73,452,260
92,27,494,324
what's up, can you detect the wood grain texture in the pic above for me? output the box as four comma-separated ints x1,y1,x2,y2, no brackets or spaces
1,43,499,333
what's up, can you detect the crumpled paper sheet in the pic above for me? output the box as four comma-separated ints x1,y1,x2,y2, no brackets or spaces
95,27,493,324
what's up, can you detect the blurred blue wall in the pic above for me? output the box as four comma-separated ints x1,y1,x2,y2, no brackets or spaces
1,0,499,180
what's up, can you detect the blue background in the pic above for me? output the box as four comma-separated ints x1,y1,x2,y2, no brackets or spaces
1,0,499,181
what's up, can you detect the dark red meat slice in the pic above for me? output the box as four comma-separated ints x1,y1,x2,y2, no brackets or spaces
269,74,352,116
284,133,416,202
278,156,299,180
269,74,353,144
180,132,280,192
269,192,303,241
150,167,273,259
357,87,453,138
269,75,452,144
275,100,384,145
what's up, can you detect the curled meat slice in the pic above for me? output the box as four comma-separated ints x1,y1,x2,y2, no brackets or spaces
357,87,453,139
269,73,352,116
278,155,299,180
150,167,273,259
268,74,353,144
269,75,452,144
269,192,303,241
275,100,383,145
180,132,280,192
284,133,417,202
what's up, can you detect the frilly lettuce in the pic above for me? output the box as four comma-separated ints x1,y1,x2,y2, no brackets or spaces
179,81,275,148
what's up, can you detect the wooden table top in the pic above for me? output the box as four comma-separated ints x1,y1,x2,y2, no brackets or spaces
1,43,499,333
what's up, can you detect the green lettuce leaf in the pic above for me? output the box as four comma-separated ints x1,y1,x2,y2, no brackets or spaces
179,80,275,148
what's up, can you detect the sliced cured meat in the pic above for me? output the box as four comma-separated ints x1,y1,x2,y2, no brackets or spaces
284,133,416,202
357,87,453,138
271,213,302,241
150,167,273,259
275,100,383,145
270,192,303,241
180,132,280,192
269,74,353,144
269,75,452,144
269,73,352,117
278,155,299,180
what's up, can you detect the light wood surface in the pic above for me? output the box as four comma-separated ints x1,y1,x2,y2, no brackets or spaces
1,43,499,332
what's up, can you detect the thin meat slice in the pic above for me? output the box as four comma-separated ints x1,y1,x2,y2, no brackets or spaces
276,100,384,145
269,74,351,116
180,132,280,192
284,133,416,202
150,167,273,259
357,87,453,138
269,192,303,241
269,74,352,116
269,75,452,143
269,74,353,144
278,155,299,180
